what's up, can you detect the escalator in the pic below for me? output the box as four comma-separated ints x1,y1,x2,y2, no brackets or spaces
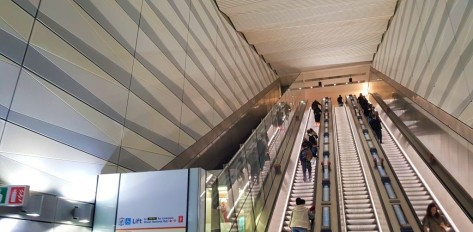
335,106,379,231
372,93,472,231
280,110,318,232
282,158,316,231
379,122,453,228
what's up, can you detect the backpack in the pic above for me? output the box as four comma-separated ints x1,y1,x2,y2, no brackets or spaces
306,148,313,161
300,149,309,162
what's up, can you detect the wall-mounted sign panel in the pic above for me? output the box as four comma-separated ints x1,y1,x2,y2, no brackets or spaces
115,170,188,232
0,185,29,206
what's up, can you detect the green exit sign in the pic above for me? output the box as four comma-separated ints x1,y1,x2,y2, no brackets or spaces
0,187,8,204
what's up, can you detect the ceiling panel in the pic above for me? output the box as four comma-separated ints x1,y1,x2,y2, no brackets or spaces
216,0,397,81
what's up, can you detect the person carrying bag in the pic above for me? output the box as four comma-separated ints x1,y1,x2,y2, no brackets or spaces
290,198,314,232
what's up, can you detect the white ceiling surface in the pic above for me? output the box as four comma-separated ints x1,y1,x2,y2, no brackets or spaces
216,0,397,81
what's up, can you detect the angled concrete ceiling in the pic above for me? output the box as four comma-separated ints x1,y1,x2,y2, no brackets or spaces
216,0,398,85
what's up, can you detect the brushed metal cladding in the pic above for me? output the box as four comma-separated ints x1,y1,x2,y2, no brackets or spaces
371,68,473,146
377,102,473,231
369,71,473,223
162,80,280,170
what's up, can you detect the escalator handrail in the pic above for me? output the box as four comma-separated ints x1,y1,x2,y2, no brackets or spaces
372,93,473,223
265,102,311,231
332,105,347,231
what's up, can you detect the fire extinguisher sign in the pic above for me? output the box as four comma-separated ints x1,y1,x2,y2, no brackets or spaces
0,185,29,207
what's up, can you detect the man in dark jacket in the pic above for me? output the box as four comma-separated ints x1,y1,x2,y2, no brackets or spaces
311,100,321,111
369,111,382,143
337,95,343,106
311,100,322,126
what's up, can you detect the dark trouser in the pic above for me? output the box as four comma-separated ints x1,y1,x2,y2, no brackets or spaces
259,153,265,169
375,129,382,143
314,113,321,123
301,160,311,181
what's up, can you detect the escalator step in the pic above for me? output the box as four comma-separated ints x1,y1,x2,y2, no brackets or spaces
344,183,366,188
347,219,376,225
408,197,432,203
412,205,429,210
400,180,421,184
344,191,368,195
403,187,425,192
344,187,367,192
346,224,377,231
290,193,313,198
345,203,372,208
405,191,429,196
401,184,422,190
346,208,374,214
396,172,415,177
345,199,370,204
343,180,365,184
342,176,364,181
344,195,369,200
346,213,374,219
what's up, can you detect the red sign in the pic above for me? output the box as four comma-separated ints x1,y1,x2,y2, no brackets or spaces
0,185,29,206
178,215,184,223
8,186,26,205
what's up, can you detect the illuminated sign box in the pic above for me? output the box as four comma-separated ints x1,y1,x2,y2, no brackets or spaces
94,169,205,232
0,185,30,207
115,170,189,232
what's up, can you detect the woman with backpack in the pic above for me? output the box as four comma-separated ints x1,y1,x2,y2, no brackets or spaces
299,144,313,182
